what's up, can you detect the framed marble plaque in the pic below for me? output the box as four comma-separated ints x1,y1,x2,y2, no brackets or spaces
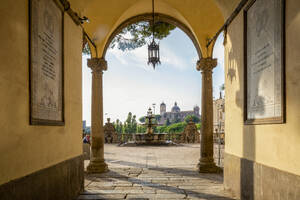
29,0,64,125
244,0,285,124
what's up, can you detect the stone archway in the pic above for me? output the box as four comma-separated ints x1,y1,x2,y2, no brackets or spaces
101,13,202,60
86,15,221,174
84,2,224,174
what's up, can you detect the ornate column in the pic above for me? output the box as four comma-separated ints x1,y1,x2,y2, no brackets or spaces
196,57,220,173
87,58,108,173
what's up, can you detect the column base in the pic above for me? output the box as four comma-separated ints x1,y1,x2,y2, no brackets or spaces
87,160,108,174
197,159,222,173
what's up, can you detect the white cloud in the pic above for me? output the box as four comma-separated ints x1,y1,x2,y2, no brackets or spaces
108,46,152,71
160,46,189,70
213,34,225,68
108,44,192,71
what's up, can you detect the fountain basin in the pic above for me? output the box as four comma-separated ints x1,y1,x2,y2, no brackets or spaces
119,133,178,146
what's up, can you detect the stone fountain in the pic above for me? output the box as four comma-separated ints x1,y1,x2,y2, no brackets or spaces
121,108,175,146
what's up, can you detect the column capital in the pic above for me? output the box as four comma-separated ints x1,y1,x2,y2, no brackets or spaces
196,57,217,72
87,58,107,73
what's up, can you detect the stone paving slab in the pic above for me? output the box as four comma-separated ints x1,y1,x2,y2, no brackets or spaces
77,194,126,199
78,167,236,199
77,144,236,200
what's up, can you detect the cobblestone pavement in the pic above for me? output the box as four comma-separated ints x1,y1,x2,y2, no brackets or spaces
77,144,236,200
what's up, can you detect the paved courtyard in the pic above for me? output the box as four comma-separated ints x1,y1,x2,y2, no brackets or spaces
77,144,236,200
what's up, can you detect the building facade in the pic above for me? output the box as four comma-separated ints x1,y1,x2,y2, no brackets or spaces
213,93,225,143
82,120,86,130
158,102,200,125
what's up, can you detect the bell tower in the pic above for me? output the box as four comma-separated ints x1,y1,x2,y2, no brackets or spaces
160,102,166,115
193,105,200,116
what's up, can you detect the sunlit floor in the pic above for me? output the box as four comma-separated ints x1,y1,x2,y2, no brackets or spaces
77,144,236,200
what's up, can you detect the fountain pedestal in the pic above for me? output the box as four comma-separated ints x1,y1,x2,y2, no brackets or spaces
120,108,176,146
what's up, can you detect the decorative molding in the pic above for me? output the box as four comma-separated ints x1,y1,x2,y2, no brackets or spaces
87,58,107,73
196,57,218,71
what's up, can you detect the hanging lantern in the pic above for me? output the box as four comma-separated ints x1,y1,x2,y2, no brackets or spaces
148,39,161,69
147,0,161,69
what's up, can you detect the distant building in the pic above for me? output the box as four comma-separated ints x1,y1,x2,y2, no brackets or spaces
82,120,86,130
82,120,90,135
158,102,200,125
213,93,225,143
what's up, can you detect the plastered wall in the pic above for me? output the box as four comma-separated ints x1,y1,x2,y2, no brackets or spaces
0,0,83,185
224,0,300,176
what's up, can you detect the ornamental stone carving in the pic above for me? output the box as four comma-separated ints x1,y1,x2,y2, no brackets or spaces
104,118,118,143
182,119,200,143
87,57,107,73
196,57,217,71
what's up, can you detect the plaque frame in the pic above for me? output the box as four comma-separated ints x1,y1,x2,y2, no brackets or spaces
29,0,65,126
243,0,286,125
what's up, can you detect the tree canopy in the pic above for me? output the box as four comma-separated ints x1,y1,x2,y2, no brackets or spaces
83,21,176,55
220,83,225,91
110,21,176,51
184,115,200,123
123,112,138,134
139,116,145,123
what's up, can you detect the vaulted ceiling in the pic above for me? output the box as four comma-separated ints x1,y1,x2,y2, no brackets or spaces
69,0,240,58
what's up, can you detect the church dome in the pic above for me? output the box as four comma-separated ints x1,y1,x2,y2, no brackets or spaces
171,102,180,113
160,102,166,106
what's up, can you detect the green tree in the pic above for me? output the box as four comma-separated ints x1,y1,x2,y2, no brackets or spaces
172,117,181,124
83,21,175,55
124,122,129,134
126,112,132,124
157,125,167,133
165,118,171,126
114,119,124,134
120,122,124,133
220,83,225,91
139,116,145,123
132,115,137,133
184,115,200,123
196,123,201,130
219,83,225,98
124,112,132,134
137,124,146,133
123,112,139,134
110,21,176,51
166,122,187,133
82,43,91,55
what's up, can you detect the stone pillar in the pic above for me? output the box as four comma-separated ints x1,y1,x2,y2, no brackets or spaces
87,58,108,173
196,57,220,173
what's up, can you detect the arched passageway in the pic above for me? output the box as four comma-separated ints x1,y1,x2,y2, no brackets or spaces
84,10,223,175
2,0,300,199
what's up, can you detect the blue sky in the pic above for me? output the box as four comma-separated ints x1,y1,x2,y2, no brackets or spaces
82,28,224,125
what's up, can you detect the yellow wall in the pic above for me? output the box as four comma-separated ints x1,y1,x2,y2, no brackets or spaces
224,0,300,176
0,0,83,185
70,0,224,57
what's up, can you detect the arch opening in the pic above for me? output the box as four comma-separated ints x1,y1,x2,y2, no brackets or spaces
101,13,203,60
